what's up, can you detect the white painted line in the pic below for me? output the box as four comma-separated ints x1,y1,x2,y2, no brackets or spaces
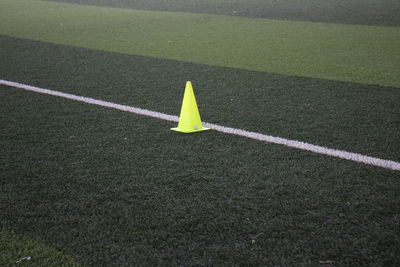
203,123,400,171
0,79,179,123
1,79,400,171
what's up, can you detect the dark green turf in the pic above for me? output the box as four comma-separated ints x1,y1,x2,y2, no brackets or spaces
1,81,400,265
1,35,399,163
1,29,400,266
0,230,86,266
2,1,400,265
45,0,400,26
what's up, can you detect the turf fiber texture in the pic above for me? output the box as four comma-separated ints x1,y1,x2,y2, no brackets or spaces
1,35,400,266
1,0,400,88
47,0,400,26
1,0,400,266
0,230,86,266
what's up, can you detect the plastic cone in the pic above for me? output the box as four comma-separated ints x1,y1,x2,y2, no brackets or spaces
171,81,210,133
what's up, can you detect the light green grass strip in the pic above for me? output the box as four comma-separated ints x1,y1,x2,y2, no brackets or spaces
0,230,86,266
1,0,400,88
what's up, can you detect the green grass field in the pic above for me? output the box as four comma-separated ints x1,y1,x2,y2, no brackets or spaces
1,0,400,265
2,0,400,88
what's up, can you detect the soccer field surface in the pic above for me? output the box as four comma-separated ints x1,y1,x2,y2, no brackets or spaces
1,0,400,265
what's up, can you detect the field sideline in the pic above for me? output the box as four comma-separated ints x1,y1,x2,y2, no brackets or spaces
2,78,400,172
1,0,400,265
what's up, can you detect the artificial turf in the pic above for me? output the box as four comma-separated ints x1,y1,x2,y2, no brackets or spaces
1,35,400,265
1,35,399,162
0,230,87,266
1,82,399,265
1,0,400,265
47,0,400,26
1,0,400,88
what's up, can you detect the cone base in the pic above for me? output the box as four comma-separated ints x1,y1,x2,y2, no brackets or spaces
171,127,210,134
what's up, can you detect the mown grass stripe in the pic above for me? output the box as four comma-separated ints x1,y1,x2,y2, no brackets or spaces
1,0,400,88
44,0,400,27
2,78,399,171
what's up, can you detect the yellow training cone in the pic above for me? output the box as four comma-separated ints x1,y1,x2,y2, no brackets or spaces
171,81,210,133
